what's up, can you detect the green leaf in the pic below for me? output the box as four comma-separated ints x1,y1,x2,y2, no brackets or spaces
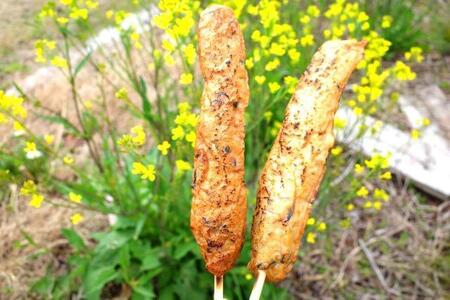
61,228,85,252
174,241,197,260
141,250,161,271
74,51,92,77
132,284,155,299
38,114,81,136
30,274,55,297
83,265,117,300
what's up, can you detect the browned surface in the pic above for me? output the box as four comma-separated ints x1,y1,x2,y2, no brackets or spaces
248,40,366,282
190,5,249,276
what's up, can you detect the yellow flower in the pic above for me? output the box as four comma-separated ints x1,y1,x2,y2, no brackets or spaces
63,155,74,165
379,171,392,180
374,188,389,202
57,17,69,25
186,131,196,147
115,88,128,101
265,58,280,71
130,125,146,146
51,56,68,69
269,43,286,56
356,186,369,198
164,54,175,66
69,8,88,20
24,142,37,153
307,5,320,17
307,217,315,225
363,201,373,208
373,201,382,210
354,163,365,175
317,222,327,231
268,82,281,94
178,102,191,113
69,192,82,203
334,117,347,129
176,160,192,172
346,203,354,211
183,43,196,65
361,22,370,31
245,58,254,69
300,34,314,47
410,129,420,140
306,232,316,244
153,11,173,30
381,15,392,29
180,73,193,85
300,15,310,24
245,273,253,280
20,180,37,195
393,61,416,81
323,29,331,39
29,194,44,208
251,30,261,42
157,141,171,155
288,48,300,63
331,146,343,156
71,213,84,225
171,126,185,140
255,75,266,85
365,153,391,169
421,117,430,127
348,23,356,32
264,111,273,121
132,162,156,181
130,32,142,49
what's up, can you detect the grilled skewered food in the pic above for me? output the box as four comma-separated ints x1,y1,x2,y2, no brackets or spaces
248,39,366,283
190,5,249,276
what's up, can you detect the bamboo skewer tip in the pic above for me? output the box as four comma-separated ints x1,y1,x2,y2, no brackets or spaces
214,275,224,300
249,270,266,300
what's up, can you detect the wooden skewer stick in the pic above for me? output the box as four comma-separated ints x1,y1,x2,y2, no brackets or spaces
249,270,266,300
214,275,223,300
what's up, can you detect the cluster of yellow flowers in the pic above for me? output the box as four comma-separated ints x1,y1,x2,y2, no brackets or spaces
305,217,327,244
0,90,27,130
171,102,198,148
132,162,156,181
152,0,199,70
39,0,99,24
20,180,45,208
118,125,146,150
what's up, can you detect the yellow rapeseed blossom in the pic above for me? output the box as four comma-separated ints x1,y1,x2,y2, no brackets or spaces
306,232,316,244
132,162,156,181
20,180,37,195
69,8,89,20
283,76,298,94
245,58,254,69
379,171,392,180
63,155,74,165
300,34,314,47
268,82,281,94
374,188,389,202
180,73,193,85
185,131,196,147
288,48,300,63
69,192,82,203
29,194,44,208
331,146,343,156
183,43,196,65
356,186,369,198
178,102,191,113
334,117,347,129
57,17,69,25
176,160,192,172
300,15,310,24
50,56,68,69
265,58,280,71
373,201,382,210
171,126,185,141
421,117,430,127
115,87,128,101
157,141,171,155
410,129,420,140
255,75,266,85
24,142,42,159
365,153,390,169
404,47,424,63
71,213,84,225
317,222,327,231
381,15,392,28
307,217,315,225
44,134,54,145
346,203,355,211
307,5,320,18
393,61,416,81
130,125,146,146
354,163,365,174
363,201,373,208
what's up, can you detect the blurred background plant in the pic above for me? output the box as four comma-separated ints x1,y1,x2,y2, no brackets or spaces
0,0,448,299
